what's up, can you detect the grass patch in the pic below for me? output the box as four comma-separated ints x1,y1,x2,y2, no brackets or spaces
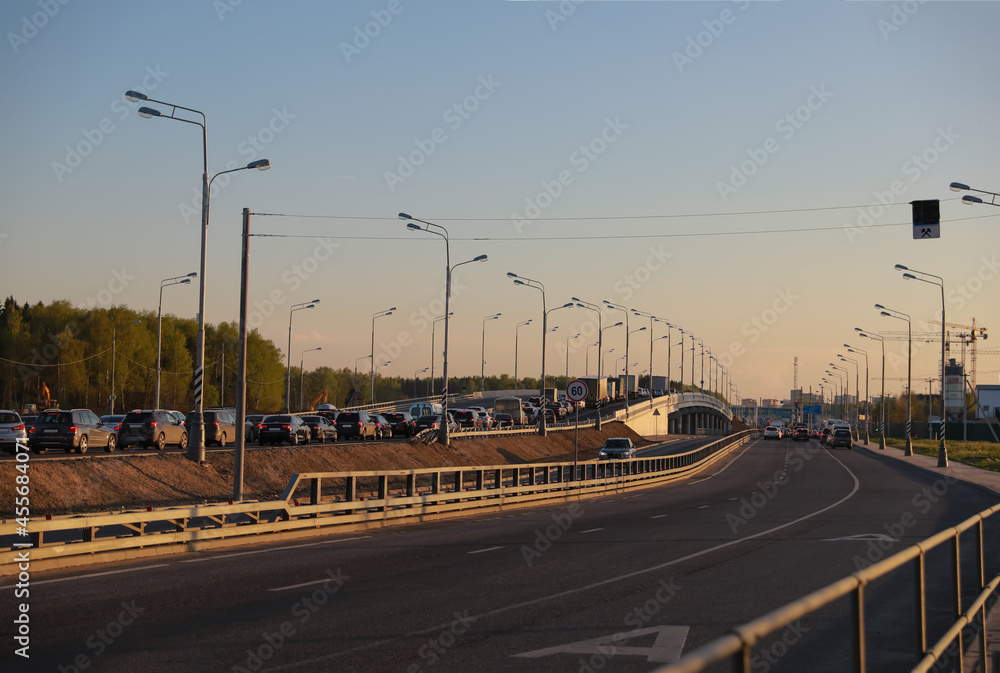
884,438,1000,473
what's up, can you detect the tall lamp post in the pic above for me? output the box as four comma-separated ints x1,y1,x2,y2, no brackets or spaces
514,319,532,390
603,349,615,378
156,272,195,410
839,355,860,440
565,333,581,382
415,367,429,398
845,344,870,445
401,212,487,446
481,312,501,392
632,310,659,391
354,355,371,399
896,264,948,467
855,328,886,450
573,298,605,428
111,319,141,415
126,90,270,463
430,313,452,396
604,301,633,416
508,270,556,436
286,300,319,412
830,363,850,426
371,307,396,404
299,347,322,412
876,303,913,455
373,361,391,403
585,342,598,376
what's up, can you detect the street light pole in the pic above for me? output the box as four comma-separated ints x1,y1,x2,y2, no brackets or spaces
856,329,886,450
401,213,487,446
371,307,395,404
126,90,270,463
565,333,580,382
415,367,428,398
514,319,532,390
839,355,860,440
481,313,501,392
586,342,597,376
299,347,322,412
374,361,391,403
430,313,451,396
877,304,913,455
574,298,606,429
156,273,195,410
604,301,632,417
846,344,870,445
896,264,948,466
286,300,318,412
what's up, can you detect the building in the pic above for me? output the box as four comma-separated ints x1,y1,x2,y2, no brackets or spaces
741,398,758,408
975,385,1000,420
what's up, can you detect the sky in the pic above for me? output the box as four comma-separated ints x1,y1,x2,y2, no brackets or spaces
2,0,999,404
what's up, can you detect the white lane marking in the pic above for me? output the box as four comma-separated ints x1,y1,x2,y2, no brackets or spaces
686,439,757,484
467,546,503,555
0,564,171,590
580,528,604,534
823,534,898,542
267,448,862,671
514,625,690,663
651,514,667,519
178,535,372,563
697,505,709,509
270,576,345,592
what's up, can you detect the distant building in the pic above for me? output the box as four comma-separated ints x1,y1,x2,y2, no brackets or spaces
741,398,758,407
975,385,1000,420
760,398,779,408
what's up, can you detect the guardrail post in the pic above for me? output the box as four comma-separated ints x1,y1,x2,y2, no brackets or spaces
528,467,536,486
493,469,501,490
377,475,387,512
454,470,462,499
430,471,440,495
310,477,322,506
344,476,355,516
476,469,484,491
852,583,866,673
406,473,415,506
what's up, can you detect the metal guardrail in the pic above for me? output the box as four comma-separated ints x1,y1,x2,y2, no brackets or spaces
654,503,1000,673
0,430,757,573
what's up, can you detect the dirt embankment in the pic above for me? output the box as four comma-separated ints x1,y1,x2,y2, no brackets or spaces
0,424,647,518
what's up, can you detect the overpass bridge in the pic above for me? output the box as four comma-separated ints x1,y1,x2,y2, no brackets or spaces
611,392,733,436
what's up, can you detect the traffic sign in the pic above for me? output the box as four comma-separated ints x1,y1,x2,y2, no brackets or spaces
566,379,588,402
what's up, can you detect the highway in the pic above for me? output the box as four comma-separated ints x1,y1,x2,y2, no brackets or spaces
7,437,998,673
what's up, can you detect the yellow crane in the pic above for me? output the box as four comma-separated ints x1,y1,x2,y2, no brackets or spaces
928,318,987,389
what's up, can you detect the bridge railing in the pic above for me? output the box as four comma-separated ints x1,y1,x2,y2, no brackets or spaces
654,503,1000,673
0,430,758,574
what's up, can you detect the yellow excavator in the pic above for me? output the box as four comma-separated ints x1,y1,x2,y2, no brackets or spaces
309,388,328,410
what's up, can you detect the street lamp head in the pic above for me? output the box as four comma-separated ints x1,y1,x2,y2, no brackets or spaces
561,302,574,308
611,321,623,328
474,255,487,262
138,107,161,119
124,90,149,103
398,212,412,221
874,303,885,310
186,272,198,278
894,264,908,271
248,159,271,171
902,273,917,280
506,272,518,278
880,311,891,318
311,299,321,304
962,195,984,205
406,222,421,231
949,182,969,192
180,279,190,285
513,279,525,286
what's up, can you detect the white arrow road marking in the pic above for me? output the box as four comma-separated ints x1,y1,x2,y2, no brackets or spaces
513,625,690,663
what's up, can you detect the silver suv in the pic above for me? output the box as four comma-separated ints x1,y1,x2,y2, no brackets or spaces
0,410,27,454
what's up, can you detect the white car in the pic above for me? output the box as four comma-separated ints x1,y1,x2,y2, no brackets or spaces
763,426,781,440
0,410,27,454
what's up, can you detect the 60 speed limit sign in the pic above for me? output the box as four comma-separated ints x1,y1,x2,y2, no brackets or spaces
566,379,588,402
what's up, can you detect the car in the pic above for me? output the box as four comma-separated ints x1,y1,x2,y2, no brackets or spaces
20,414,37,431
186,409,237,447
451,409,482,429
793,426,810,441
245,414,266,441
539,408,558,424
99,414,126,440
257,415,310,445
598,437,636,460
494,413,515,428
763,426,782,440
474,410,495,428
0,410,27,454
415,413,458,433
119,409,188,450
370,414,394,439
383,412,416,437
28,408,117,454
829,428,853,449
167,410,187,425
301,415,337,442
334,411,377,440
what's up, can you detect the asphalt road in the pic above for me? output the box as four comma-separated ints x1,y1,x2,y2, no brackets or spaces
5,437,998,673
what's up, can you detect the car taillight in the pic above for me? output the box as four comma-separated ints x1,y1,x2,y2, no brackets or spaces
69,425,78,434
213,421,219,428
28,426,35,434
282,425,291,430
150,421,158,429
13,424,24,431
115,423,122,431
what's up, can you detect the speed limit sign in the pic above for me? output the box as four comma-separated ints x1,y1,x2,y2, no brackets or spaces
566,379,588,402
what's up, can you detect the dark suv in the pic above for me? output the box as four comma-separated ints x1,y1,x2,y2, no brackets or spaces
793,426,810,441
28,408,116,454
185,409,237,447
382,412,415,437
118,410,188,450
334,411,376,440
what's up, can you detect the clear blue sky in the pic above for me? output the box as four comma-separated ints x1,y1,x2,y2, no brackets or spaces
2,0,999,403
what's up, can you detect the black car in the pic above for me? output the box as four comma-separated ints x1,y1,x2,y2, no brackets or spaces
118,410,189,450
28,408,116,454
370,414,393,440
334,411,376,440
245,414,265,441
301,415,337,442
793,426,810,441
257,415,310,445
494,413,514,428
451,409,482,429
415,413,457,433
382,412,416,437
185,409,237,447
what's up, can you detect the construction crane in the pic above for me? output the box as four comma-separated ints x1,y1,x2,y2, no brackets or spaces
928,318,987,389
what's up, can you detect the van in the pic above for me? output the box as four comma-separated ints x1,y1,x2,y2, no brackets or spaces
825,424,851,446
829,427,853,449
409,402,442,419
